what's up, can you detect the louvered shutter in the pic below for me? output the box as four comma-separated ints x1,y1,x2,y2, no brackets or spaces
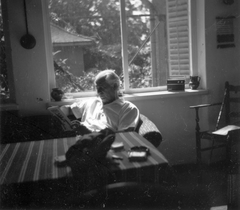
167,0,190,78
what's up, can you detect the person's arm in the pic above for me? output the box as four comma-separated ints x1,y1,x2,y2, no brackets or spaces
118,103,140,132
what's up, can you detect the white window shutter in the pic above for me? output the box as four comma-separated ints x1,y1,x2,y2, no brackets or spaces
167,0,190,78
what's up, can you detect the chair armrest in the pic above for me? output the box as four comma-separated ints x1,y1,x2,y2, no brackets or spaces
190,102,222,109
136,114,162,148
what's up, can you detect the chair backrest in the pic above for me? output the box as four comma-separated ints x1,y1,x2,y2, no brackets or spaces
215,82,240,130
135,114,162,148
225,81,240,125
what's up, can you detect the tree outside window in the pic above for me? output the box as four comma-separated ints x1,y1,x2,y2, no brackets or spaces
0,1,10,101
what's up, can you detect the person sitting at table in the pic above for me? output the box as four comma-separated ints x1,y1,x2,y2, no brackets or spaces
60,69,140,133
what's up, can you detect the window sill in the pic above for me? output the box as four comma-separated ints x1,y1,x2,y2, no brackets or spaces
0,103,19,111
123,88,208,101
47,89,209,107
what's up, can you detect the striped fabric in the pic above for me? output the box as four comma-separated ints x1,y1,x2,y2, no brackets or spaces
0,132,169,186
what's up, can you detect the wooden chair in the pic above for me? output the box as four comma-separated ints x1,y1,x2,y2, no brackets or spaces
190,81,240,177
135,114,162,148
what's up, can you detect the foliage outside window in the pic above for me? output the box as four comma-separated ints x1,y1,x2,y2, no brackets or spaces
0,2,10,101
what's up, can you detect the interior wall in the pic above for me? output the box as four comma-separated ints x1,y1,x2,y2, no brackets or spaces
205,1,240,130
205,0,240,103
133,95,208,165
3,0,240,165
203,0,240,163
4,0,53,115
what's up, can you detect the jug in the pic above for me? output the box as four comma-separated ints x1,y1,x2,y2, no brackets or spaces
51,88,64,101
189,76,201,90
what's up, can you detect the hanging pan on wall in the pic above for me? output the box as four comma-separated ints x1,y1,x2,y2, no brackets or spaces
20,0,36,49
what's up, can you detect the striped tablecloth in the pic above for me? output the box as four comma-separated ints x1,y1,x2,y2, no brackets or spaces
0,132,169,186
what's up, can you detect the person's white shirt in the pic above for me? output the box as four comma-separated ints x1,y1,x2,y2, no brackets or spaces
69,97,139,132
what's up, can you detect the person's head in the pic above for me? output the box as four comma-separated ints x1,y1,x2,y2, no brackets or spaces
94,70,121,105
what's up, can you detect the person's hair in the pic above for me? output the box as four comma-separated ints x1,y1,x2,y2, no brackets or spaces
95,70,121,90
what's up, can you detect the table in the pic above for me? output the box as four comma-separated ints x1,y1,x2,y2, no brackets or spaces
0,132,173,207
0,132,170,185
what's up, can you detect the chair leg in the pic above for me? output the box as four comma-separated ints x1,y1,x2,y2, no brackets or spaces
226,136,232,173
194,107,202,183
196,134,202,183
226,135,240,209
209,138,215,165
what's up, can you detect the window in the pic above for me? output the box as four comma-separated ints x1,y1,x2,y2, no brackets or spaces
0,0,14,103
48,0,191,96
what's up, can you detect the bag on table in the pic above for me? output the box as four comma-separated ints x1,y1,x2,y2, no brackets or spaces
65,130,115,190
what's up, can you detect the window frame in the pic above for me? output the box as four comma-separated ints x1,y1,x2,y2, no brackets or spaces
46,0,198,98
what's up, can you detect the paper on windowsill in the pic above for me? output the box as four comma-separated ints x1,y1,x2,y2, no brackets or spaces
212,125,240,136
70,102,83,119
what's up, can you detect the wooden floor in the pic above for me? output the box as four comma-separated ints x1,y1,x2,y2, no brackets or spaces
99,162,236,210
174,162,229,210
72,162,233,210
1,162,238,210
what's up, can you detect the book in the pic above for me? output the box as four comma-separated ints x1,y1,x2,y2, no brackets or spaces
48,106,73,131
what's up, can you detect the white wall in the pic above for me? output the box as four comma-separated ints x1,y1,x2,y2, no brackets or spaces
3,0,240,165
205,0,240,100
133,95,208,165
202,0,240,163
4,0,54,115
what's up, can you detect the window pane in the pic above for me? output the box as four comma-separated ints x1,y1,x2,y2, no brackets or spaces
49,0,122,93
127,0,169,89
